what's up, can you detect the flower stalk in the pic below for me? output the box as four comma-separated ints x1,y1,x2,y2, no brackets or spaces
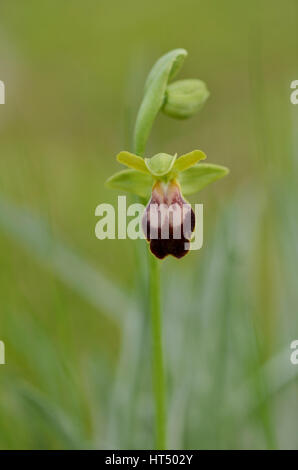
149,253,166,449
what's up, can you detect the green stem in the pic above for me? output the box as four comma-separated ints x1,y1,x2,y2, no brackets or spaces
133,51,184,450
149,253,166,449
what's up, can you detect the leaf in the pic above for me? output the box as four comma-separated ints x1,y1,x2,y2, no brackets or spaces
117,151,150,174
145,153,177,177
173,150,206,173
133,48,187,156
179,163,229,195
106,169,152,198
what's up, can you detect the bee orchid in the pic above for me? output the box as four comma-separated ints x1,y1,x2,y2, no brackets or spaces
106,150,229,259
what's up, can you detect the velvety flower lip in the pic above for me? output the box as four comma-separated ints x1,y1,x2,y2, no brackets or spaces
142,180,195,259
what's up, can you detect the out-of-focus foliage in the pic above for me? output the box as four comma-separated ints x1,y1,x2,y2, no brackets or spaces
0,0,297,449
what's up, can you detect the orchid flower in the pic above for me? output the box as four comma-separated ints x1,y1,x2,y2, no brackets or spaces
106,149,228,258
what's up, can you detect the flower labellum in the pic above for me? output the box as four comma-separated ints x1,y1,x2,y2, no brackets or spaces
142,180,195,259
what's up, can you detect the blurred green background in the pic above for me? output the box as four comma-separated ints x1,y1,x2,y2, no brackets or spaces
0,0,298,449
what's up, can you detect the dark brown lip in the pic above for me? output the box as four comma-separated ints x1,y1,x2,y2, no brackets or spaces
142,180,195,259
149,236,192,259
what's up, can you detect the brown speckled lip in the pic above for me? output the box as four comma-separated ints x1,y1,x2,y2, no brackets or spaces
142,180,195,259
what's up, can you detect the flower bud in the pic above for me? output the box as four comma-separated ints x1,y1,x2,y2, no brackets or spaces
162,79,209,119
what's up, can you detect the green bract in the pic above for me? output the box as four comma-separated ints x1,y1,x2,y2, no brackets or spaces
106,150,229,199
133,48,188,156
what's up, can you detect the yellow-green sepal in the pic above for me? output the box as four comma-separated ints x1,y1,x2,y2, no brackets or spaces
173,150,206,173
179,163,229,195
117,151,150,174
105,169,152,199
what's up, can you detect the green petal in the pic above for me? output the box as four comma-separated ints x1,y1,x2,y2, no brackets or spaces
117,151,150,174
173,150,206,173
145,153,177,177
105,169,152,198
179,163,229,195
